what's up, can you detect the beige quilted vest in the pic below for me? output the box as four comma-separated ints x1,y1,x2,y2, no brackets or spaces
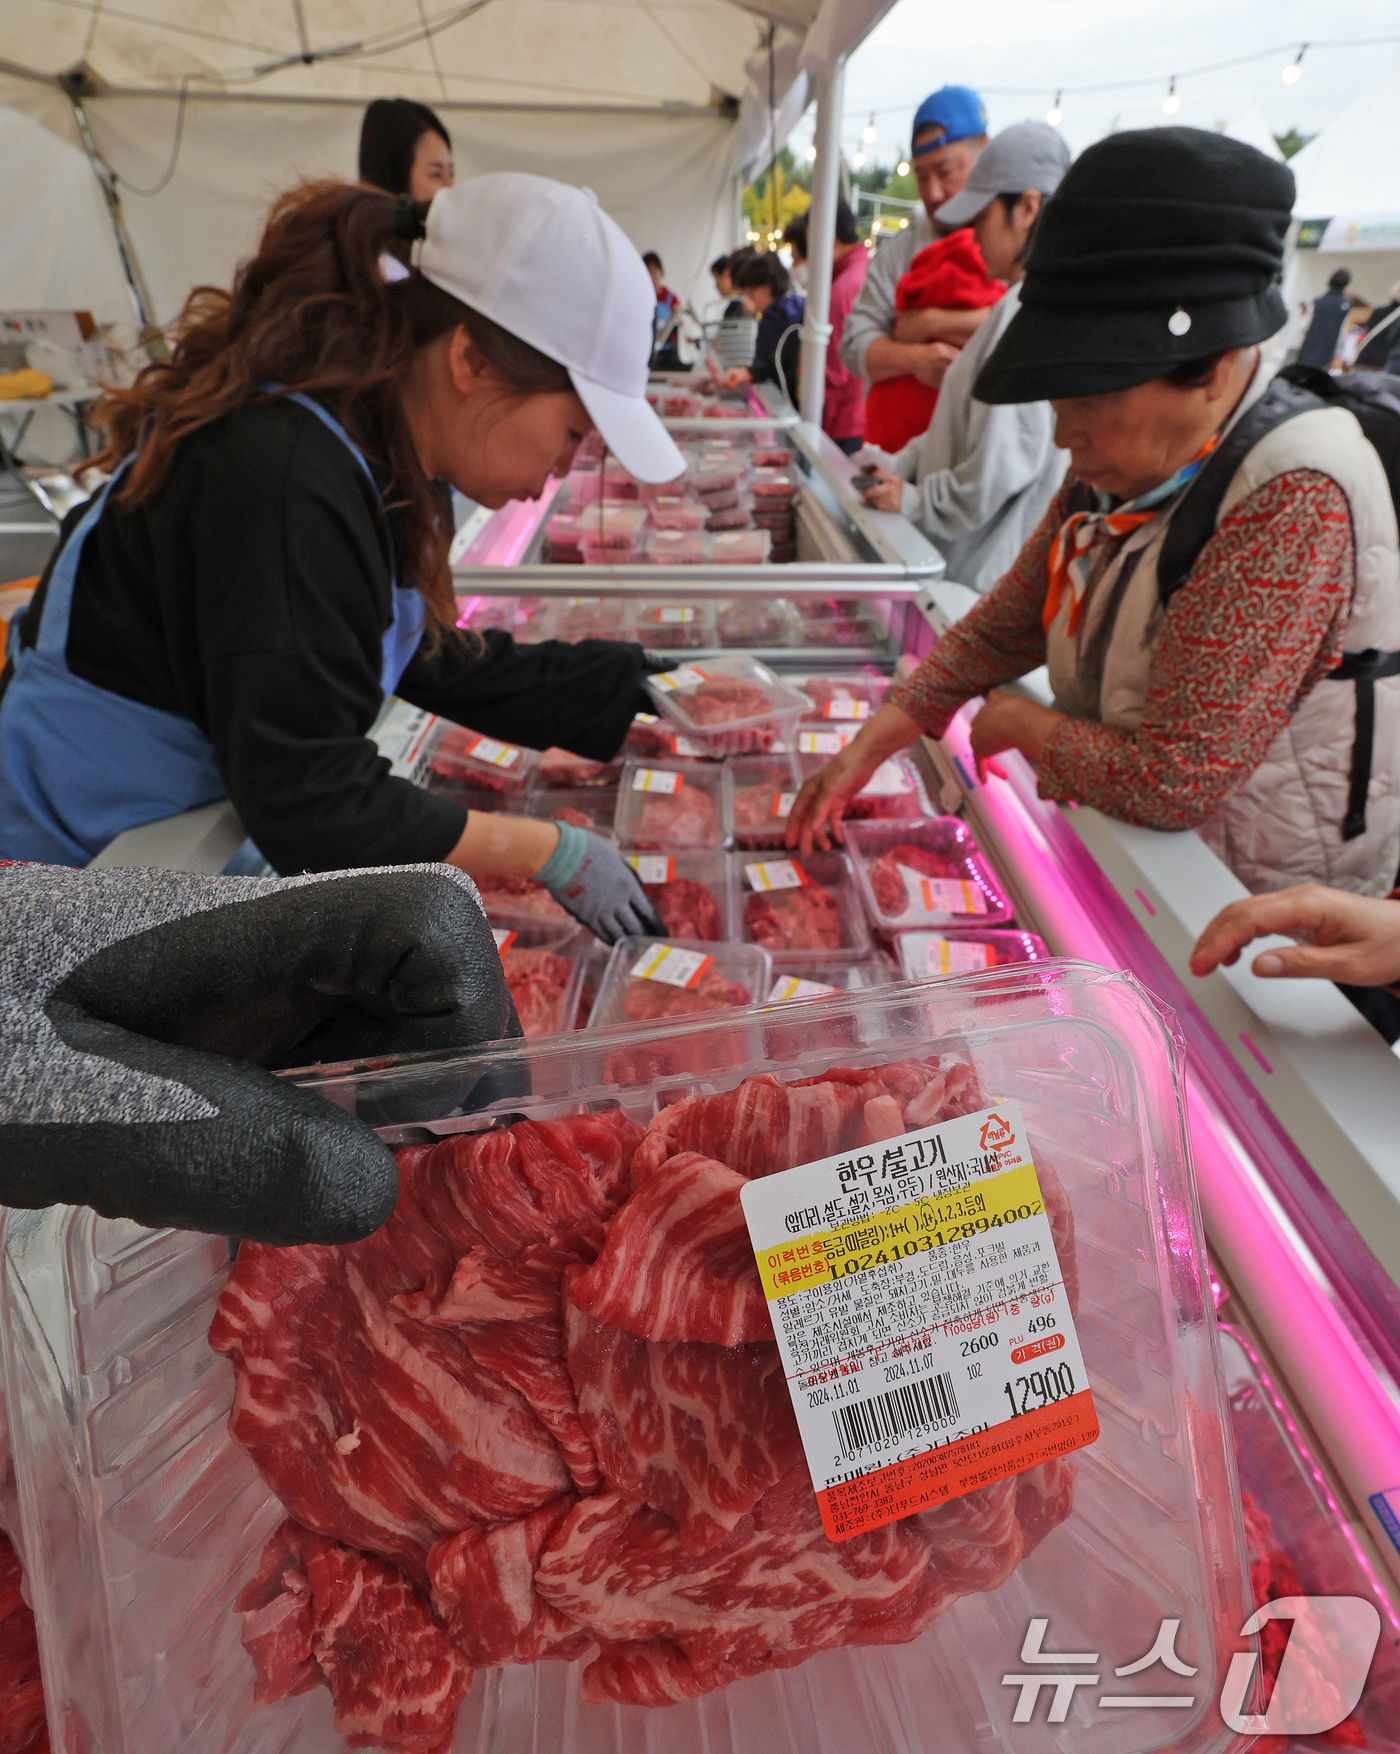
1044,363,1400,896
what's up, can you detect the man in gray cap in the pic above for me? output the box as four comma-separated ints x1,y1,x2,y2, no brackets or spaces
861,121,1072,593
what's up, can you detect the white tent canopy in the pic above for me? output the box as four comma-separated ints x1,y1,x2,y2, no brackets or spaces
0,0,895,330
1288,55,1400,307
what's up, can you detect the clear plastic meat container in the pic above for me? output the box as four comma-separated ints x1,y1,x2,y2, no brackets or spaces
763,952,898,1002
844,817,1015,933
425,723,539,795
523,787,620,842
727,849,874,966
797,751,926,822
624,849,734,941
586,934,771,1029
0,965,1253,1754
726,751,804,850
614,759,727,849
642,654,809,757
492,920,593,1038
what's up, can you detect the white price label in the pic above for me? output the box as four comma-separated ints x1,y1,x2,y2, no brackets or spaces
629,944,713,989
771,791,797,818
672,736,704,757
859,759,914,797
768,975,839,1002
739,1101,1097,1543
627,855,676,883
744,858,807,892
821,698,871,721
798,729,854,755
650,665,711,693
916,936,997,975
635,713,659,724
655,606,696,624
491,928,517,955
632,768,682,794
373,702,438,784
898,866,987,917
463,734,522,770
566,595,603,606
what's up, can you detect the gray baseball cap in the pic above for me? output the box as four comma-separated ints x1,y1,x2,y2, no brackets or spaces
935,121,1072,229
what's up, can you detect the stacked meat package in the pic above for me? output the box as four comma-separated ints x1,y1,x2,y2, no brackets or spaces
0,971,1253,1754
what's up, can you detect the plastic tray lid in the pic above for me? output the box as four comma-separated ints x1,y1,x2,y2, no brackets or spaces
643,653,811,740
843,815,1015,932
763,950,898,1001
728,848,875,966
896,928,1051,980
0,964,1252,1754
586,933,771,1029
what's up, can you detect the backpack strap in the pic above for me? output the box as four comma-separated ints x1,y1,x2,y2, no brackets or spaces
1329,648,1400,841
1156,371,1327,608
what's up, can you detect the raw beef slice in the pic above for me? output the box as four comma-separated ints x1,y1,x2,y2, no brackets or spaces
538,748,613,786
477,873,572,923
237,1519,471,1754
682,676,772,726
0,1528,47,1754
633,783,719,849
732,781,792,841
869,844,960,917
623,964,751,1022
501,945,575,1037
744,881,842,952
645,876,721,941
427,1496,589,1666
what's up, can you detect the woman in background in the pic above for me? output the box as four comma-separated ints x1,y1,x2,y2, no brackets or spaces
358,97,454,201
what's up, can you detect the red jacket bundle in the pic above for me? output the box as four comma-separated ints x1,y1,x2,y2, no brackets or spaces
863,229,1005,452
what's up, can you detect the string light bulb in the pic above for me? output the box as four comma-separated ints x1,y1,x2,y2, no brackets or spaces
896,158,910,177
1162,76,1180,115
805,141,817,161
862,113,877,144
1046,90,1063,127
852,148,866,169
1283,43,1306,84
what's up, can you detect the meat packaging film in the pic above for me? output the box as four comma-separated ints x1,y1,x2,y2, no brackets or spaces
0,966,1258,1754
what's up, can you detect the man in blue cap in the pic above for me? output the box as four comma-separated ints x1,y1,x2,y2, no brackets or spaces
841,84,990,394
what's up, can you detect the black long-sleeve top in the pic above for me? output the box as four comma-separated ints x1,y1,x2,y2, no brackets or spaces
11,398,652,873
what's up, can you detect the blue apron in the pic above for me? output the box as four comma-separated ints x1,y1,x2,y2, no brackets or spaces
0,392,426,868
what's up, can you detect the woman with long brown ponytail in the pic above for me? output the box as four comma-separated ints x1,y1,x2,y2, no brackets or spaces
0,172,682,943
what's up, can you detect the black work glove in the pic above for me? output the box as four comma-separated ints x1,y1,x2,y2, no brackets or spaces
0,863,519,1246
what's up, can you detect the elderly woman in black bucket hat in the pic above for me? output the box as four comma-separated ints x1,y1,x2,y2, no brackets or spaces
790,126,1400,903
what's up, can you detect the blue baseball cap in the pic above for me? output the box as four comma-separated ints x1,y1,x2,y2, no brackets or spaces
911,86,989,155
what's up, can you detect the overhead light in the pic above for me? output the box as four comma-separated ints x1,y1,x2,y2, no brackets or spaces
896,158,910,177
852,148,866,169
899,217,908,229
862,113,877,144
1046,90,1063,127
871,218,881,233
1283,43,1306,84
1162,76,1180,115
805,142,817,161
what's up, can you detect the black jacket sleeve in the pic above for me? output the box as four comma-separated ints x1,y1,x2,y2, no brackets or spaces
182,409,467,874
396,629,656,761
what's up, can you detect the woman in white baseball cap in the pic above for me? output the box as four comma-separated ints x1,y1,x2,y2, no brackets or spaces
0,174,683,945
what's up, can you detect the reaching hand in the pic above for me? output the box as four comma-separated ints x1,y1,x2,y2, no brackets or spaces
0,863,518,1245
537,825,666,943
862,469,906,513
1189,883,1400,988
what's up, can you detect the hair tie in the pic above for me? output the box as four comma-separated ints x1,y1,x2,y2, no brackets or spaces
394,192,426,242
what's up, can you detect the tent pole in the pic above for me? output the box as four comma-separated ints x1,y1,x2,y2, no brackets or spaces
798,55,845,433
61,83,168,359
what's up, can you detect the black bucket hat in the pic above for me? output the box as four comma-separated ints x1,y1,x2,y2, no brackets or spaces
974,126,1295,404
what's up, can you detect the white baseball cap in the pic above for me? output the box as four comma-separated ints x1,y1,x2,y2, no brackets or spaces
415,172,684,484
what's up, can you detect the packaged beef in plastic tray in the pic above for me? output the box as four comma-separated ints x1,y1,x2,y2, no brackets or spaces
548,595,632,642
716,597,797,647
0,966,1253,1754
425,723,538,794
764,951,898,1002
624,848,733,942
844,817,1015,933
614,759,727,849
896,929,1051,980
522,786,620,843
475,870,577,933
642,653,809,757
644,531,709,566
587,934,771,1028
646,496,708,532
633,598,714,646
728,848,874,965
533,747,619,789
726,750,803,850
799,674,889,724
491,919,593,1038
709,529,771,565
1218,1322,1400,1749
797,597,881,649
797,749,927,822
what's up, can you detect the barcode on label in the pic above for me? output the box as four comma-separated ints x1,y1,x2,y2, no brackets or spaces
633,767,682,794
832,1372,960,1459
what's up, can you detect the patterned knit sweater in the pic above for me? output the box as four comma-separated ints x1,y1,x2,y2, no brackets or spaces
888,470,1355,831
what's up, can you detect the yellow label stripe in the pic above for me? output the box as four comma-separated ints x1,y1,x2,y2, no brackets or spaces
754,1160,1044,1301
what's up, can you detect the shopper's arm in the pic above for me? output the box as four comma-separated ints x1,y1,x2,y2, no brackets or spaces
839,240,903,378
862,335,960,388
892,306,993,346
904,401,1063,543
1036,471,1353,829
